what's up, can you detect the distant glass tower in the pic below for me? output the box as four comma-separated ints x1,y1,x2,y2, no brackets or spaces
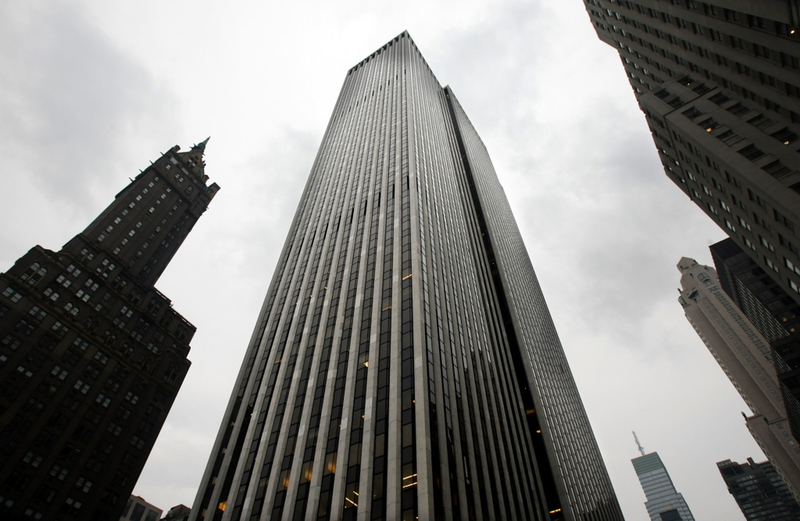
582,0,800,308
631,442,694,521
0,141,218,520
718,458,800,521
189,32,622,521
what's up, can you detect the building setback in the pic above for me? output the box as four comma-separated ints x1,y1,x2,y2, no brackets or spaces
718,458,800,520
189,32,622,521
677,257,800,498
0,141,218,520
631,452,694,521
582,0,800,308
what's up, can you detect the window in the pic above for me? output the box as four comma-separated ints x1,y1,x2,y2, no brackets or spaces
763,160,792,179
738,217,751,231
774,209,794,230
771,127,799,145
766,257,779,273
21,263,47,286
717,130,743,146
760,235,776,252
51,365,69,380
726,103,750,117
738,144,766,161
682,107,703,120
709,92,730,105
28,306,47,321
73,380,90,394
786,258,800,276
49,464,69,481
748,114,775,130
75,477,92,493
698,118,720,132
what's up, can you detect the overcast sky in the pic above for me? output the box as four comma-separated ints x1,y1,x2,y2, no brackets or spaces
0,1,762,519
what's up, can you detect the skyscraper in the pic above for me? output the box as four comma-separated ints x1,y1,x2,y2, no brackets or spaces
582,0,800,307
709,238,800,441
189,32,622,521
676,257,800,498
631,451,694,521
0,141,218,520
718,458,800,520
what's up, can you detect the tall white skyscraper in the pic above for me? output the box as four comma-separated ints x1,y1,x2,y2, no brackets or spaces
677,256,800,499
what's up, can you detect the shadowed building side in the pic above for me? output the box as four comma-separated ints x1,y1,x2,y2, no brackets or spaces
0,141,218,520
718,458,800,520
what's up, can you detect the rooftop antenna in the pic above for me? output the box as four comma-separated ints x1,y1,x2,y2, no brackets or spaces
633,431,646,456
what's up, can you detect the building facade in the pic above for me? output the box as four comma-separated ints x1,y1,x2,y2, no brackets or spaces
582,0,800,307
631,452,694,521
709,238,800,441
121,495,163,521
0,141,218,520
677,257,800,498
189,32,622,521
718,458,800,520
710,237,798,344
163,504,192,521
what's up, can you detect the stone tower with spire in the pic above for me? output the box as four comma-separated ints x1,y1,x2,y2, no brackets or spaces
0,141,218,520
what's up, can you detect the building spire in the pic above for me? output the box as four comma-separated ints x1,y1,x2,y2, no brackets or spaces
192,136,210,155
633,431,646,456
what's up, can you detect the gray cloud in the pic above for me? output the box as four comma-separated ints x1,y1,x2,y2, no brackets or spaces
0,2,179,211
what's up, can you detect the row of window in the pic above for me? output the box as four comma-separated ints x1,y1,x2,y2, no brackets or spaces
606,4,800,122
